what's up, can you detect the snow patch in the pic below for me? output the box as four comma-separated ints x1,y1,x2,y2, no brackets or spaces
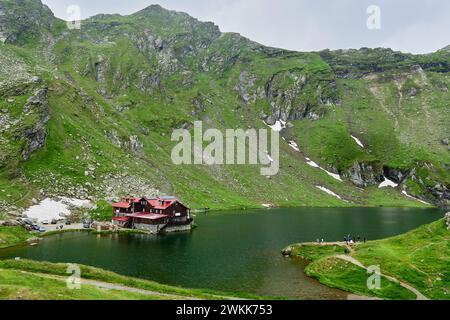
306,158,343,182
401,191,431,205
288,141,300,152
316,186,342,200
266,151,274,163
266,120,286,132
378,177,398,188
351,135,365,148
291,138,342,182
306,159,320,168
325,171,343,182
25,198,92,222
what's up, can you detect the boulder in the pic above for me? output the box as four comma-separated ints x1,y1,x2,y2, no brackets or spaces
281,246,293,257
27,237,40,244
1,219,21,227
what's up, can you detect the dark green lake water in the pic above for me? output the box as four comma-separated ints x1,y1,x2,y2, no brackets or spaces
0,207,443,299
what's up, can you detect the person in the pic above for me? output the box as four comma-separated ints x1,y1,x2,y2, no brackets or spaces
321,238,324,244
364,237,367,243
357,235,361,242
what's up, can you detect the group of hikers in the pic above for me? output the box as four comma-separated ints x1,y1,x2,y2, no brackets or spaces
314,234,367,246
344,234,366,245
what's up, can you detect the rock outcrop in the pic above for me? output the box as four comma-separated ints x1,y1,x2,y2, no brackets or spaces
427,184,450,207
344,161,384,188
20,88,50,160
383,167,410,184
263,70,338,123
0,0,56,45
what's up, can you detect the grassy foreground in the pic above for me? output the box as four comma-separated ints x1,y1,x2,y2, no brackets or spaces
0,259,264,300
0,227,266,300
288,218,449,300
0,269,169,300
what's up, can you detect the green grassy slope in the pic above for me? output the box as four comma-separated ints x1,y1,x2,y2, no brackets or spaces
307,257,416,300
288,217,450,300
0,259,265,300
0,269,170,300
0,226,33,248
353,219,450,300
288,243,416,300
0,0,448,214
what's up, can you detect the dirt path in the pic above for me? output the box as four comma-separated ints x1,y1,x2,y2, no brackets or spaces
19,270,241,300
335,255,428,300
19,271,195,299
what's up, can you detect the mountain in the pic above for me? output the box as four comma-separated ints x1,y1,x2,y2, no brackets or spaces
0,0,449,216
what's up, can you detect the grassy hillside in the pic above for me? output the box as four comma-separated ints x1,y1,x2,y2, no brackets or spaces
288,217,449,300
0,259,263,300
0,0,448,215
0,226,33,248
353,218,450,299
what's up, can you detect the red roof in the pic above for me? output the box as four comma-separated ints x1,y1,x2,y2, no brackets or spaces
127,213,169,220
112,217,131,222
147,199,177,210
112,202,131,209
113,196,188,210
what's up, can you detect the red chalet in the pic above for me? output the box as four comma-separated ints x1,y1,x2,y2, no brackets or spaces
111,196,192,234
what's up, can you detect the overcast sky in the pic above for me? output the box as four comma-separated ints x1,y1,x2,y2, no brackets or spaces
41,0,450,54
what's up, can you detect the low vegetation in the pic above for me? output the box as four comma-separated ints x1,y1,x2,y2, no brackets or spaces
0,269,169,300
353,219,450,300
88,200,113,221
0,226,34,249
307,257,416,300
0,259,266,300
288,218,449,300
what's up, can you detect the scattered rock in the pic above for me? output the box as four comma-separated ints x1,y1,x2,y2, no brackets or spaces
126,135,144,154
106,130,122,148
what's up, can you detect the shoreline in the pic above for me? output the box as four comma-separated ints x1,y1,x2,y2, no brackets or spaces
1,205,441,250
1,209,445,300
283,217,448,300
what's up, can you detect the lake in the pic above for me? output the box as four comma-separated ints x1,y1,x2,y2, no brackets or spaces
0,207,443,299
